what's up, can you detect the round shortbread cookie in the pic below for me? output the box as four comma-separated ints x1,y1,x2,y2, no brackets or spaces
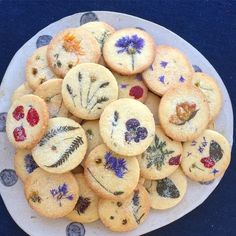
181,129,231,182
144,92,161,124
62,63,118,120
32,117,87,174
98,185,150,232
159,84,210,142
113,72,148,103
24,168,79,218
47,28,101,77
144,168,187,210
99,98,155,156
67,173,99,223
192,72,222,120
103,28,155,75
34,79,69,118
6,94,49,149
84,144,140,200
11,83,34,103
14,149,39,182
142,45,193,96
137,126,183,180
26,46,57,90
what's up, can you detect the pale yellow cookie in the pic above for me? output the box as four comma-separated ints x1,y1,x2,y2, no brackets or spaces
6,94,49,149
62,63,118,120
11,83,34,103
142,45,193,96
99,98,155,156
67,173,99,223
144,92,161,124
138,126,183,180
103,28,155,75
26,46,57,89
34,79,69,118
144,168,187,210
84,144,140,200
159,84,210,142
113,72,148,103
47,28,101,77
32,117,87,174
192,72,223,120
181,129,231,182
98,185,150,232
24,168,79,218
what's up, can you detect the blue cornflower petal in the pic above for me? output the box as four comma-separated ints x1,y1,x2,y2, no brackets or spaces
159,75,165,84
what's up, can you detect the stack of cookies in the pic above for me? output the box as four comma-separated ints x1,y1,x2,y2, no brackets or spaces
6,21,231,232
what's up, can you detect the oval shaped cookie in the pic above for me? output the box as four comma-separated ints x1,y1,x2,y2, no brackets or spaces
14,149,39,182
138,126,183,180
103,28,155,75
113,72,148,103
144,92,161,124
67,173,99,223
6,94,49,149
181,129,231,182
47,28,101,77
84,144,140,200
144,168,187,209
32,117,87,173
159,84,210,142
24,168,79,218
99,98,155,156
142,45,193,96
62,63,118,120
11,83,33,103
34,79,69,118
26,46,57,89
192,72,222,120
98,185,150,232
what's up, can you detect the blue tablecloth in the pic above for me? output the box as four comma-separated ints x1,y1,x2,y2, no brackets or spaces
0,1,235,235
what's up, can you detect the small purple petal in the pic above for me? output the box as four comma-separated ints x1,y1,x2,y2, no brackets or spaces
160,61,168,68
67,194,74,200
24,154,38,173
135,74,143,81
149,64,154,71
179,76,185,83
136,126,148,140
159,75,165,84
50,189,58,197
212,168,219,175
126,118,140,131
36,35,52,48
192,64,202,72
120,83,129,89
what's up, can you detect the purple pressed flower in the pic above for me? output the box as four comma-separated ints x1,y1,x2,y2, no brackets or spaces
135,74,143,81
50,189,58,197
191,140,197,146
179,76,185,83
211,168,219,175
160,61,168,68
59,183,68,195
104,152,128,178
66,194,74,200
136,127,148,140
198,146,204,153
24,154,38,173
192,64,202,72
120,83,129,89
201,137,208,147
126,119,140,131
159,75,165,84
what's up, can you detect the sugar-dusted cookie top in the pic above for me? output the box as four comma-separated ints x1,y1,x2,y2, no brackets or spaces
181,129,231,182
103,28,155,75
47,28,101,77
142,45,193,96
62,63,118,120
159,84,210,142
99,98,155,156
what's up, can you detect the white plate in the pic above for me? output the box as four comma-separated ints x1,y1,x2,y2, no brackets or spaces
0,11,233,236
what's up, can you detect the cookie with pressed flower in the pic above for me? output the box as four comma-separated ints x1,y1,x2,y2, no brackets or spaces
98,185,150,232
32,117,87,174
144,92,161,124
11,83,34,103
47,28,101,78
113,72,148,103
24,168,79,218
181,129,231,182
144,168,187,210
103,28,155,75
159,84,210,142
67,173,99,223
6,94,49,149
14,149,39,182
99,98,155,156
26,46,57,90
142,45,193,96
62,63,118,120
137,126,183,180
192,72,222,120
34,79,69,118
84,144,140,200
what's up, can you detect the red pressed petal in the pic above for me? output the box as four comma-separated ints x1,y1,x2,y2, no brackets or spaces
13,126,26,142
168,155,181,165
12,105,24,121
200,157,215,168
129,86,144,99
27,107,39,127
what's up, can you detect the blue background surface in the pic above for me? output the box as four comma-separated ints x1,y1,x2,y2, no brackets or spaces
0,0,235,235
